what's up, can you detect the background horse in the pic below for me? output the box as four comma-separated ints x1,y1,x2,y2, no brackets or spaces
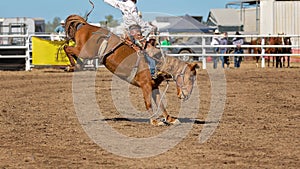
63,15,199,126
249,37,282,67
281,36,292,68
265,37,282,67
248,38,261,67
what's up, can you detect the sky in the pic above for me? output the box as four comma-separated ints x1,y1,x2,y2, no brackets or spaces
1,0,234,23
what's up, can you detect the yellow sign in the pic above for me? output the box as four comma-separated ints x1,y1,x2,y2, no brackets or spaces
32,37,70,66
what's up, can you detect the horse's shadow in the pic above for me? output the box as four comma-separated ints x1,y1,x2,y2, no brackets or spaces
103,118,216,125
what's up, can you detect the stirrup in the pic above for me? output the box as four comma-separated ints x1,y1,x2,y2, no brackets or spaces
151,71,164,79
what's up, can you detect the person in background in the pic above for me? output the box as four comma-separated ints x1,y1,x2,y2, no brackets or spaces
161,36,171,46
54,20,65,34
220,32,229,69
160,36,171,53
52,20,65,41
211,29,221,69
232,31,244,68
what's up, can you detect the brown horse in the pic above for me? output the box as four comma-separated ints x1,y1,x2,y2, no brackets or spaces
63,15,199,126
265,36,283,68
249,38,262,67
281,36,292,68
249,37,282,67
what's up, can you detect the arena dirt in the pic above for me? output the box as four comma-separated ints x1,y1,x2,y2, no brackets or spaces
0,62,299,168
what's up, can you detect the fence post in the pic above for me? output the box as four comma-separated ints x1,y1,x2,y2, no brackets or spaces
201,37,207,69
25,35,31,71
261,38,265,68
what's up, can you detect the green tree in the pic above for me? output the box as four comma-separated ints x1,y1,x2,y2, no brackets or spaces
46,14,119,33
100,15,119,28
45,17,61,33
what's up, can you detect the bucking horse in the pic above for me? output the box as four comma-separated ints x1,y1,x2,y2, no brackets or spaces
62,14,199,126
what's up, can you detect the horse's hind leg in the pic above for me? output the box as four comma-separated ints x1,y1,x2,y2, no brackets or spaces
64,46,84,71
151,88,180,125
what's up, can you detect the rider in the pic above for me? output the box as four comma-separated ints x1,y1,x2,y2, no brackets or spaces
103,0,156,48
104,0,157,75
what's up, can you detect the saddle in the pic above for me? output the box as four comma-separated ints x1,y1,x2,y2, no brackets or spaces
123,34,157,74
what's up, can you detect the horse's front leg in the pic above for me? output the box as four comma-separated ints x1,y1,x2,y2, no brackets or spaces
152,88,180,124
275,56,281,68
141,84,166,126
255,56,259,68
279,56,283,68
151,88,180,125
267,56,271,67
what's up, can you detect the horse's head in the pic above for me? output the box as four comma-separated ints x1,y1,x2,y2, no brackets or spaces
175,63,199,101
284,37,292,45
283,37,292,53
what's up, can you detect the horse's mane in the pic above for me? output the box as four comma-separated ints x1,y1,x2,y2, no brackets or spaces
65,15,88,41
157,56,187,77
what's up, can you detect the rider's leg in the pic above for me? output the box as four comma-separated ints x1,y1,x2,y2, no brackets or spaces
144,52,156,75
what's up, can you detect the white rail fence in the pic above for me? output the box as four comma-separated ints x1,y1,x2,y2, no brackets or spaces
0,33,299,70
0,34,31,70
156,34,300,69
0,34,67,70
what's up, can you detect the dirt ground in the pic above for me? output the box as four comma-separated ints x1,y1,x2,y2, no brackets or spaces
0,61,299,168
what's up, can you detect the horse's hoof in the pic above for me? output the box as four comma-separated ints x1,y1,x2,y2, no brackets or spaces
64,66,70,72
150,119,167,126
170,119,181,125
75,64,83,71
64,66,74,72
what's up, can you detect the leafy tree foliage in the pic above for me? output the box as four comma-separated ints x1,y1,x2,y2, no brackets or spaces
45,15,119,33
100,15,119,27
45,17,61,33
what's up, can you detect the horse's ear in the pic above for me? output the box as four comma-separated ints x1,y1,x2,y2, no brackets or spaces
189,63,200,70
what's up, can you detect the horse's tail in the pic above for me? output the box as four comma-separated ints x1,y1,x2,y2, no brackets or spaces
64,15,88,42
248,38,254,54
56,41,68,61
